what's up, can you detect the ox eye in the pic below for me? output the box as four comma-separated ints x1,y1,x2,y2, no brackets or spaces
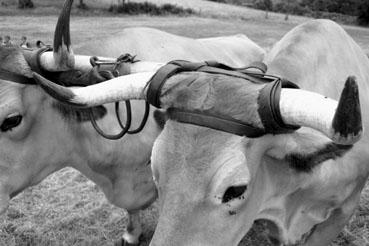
222,185,247,203
1,115,23,132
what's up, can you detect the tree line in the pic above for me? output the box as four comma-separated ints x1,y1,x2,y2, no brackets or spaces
18,0,87,9
16,0,369,26
209,0,369,26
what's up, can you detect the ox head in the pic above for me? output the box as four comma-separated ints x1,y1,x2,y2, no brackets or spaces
0,0,161,215
33,54,365,245
0,46,80,214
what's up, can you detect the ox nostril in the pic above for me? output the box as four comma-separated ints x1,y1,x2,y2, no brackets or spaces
222,185,247,203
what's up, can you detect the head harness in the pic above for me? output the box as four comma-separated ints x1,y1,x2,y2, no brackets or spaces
146,60,300,138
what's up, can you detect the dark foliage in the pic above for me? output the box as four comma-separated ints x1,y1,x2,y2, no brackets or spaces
253,0,273,11
108,2,195,16
357,0,369,26
206,0,367,25
77,0,88,10
274,1,310,15
207,0,227,2
301,0,360,16
18,0,33,9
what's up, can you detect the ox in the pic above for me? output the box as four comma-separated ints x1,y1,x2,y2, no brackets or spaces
37,19,369,245
0,0,264,244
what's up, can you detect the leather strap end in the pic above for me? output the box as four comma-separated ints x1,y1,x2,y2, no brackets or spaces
147,63,183,108
24,47,53,75
257,78,300,134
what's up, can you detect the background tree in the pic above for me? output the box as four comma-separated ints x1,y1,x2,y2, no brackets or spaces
274,0,297,20
283,0,295,20
253,0,273,19
77,0,88,9
117,0,127,6
357,0,369,26
18,0,34,8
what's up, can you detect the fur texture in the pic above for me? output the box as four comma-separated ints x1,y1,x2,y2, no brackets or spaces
285,143,352,172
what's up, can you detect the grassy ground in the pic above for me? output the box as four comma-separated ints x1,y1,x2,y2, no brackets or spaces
0,1,369,246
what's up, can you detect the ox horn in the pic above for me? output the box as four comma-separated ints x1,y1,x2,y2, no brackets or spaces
279,76,362,145
32,71,155,106
35,0,164,73
53,0,75,70
35,0,77,72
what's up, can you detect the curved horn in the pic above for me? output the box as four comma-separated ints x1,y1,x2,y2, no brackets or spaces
53,0,75,70
280,76,362,145
35,0,75,72
36,0,166,73
33,71,156,107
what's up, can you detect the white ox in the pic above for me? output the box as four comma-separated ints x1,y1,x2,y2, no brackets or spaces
0,0,264,244
37,19,369,245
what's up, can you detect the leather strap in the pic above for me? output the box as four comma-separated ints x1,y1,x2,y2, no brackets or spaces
244,61,267,74
25,47,52,74
258,78,300,133
171,60,268,83
147,60,270,108
168,108,266,138
167,78,300,138
147,63,185,108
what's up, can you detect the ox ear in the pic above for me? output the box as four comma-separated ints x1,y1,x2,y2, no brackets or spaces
153,109,168,129
0,47,32,78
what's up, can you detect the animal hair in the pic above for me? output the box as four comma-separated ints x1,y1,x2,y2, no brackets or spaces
52,102,107,122
285,143,352,172
45,68,109,122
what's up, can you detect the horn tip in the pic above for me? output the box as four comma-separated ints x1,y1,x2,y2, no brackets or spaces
330,130,363,145
332,76,362,144
53,0,74,68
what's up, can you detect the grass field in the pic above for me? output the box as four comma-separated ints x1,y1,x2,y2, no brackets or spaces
0,0,369,245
